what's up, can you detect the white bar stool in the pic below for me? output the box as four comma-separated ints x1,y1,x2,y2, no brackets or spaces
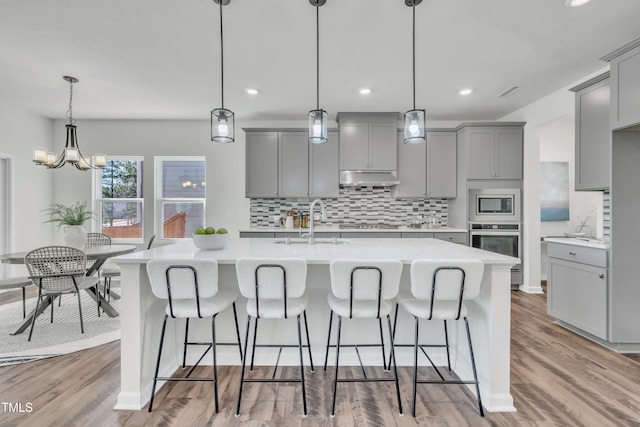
234,258,313,417
398,258,485,417
325,259,404,417
146,259,242,412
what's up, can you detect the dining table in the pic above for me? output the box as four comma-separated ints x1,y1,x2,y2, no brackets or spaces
0,244,136,335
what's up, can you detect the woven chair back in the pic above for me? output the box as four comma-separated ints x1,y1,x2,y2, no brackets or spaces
24,246,88,293
86,233,112,247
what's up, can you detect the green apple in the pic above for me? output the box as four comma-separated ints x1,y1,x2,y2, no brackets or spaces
216,228,228,234
194,226,206,235
205,226,215,234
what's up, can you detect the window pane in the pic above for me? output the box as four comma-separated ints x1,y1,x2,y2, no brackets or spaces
161,160,205,199
101,160,143,198
162,202,204,238
100,201,143,239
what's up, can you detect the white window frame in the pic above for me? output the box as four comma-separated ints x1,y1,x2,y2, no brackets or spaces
92,156,145,244
154,156,206,241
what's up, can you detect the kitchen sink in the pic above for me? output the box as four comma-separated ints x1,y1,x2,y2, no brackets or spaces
273,237,351,245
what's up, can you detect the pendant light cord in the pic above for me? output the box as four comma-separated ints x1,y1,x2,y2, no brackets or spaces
219,1,225,109
316,4,320,110
412,2,416,110
66,80,75,125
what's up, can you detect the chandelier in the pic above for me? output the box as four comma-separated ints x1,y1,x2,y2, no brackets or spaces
33,76,106,170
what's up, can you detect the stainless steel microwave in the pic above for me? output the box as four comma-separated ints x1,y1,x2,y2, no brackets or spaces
469,188,521,222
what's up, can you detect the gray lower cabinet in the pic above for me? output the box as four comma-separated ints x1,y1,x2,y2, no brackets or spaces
239,232,275,238
400,231,466,245
246,132,278,197
570,73,610,191
339,232,402,238
602,38,640,130
547,242,608,340
461,126,523,180
394,131,456,198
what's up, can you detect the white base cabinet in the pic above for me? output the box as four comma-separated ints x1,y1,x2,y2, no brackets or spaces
547,241,608,341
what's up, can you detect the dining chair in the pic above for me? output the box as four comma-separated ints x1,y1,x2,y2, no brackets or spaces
234,257,313,417
146,258,242,412
23,246,100,341
325,259,404,417
0,276,34,318
85,232,112,315
395,259,485,417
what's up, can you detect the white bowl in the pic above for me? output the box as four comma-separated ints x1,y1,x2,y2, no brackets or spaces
192,233,229,250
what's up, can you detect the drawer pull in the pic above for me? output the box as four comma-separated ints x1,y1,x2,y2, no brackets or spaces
569,252,576,256
599,273,605,279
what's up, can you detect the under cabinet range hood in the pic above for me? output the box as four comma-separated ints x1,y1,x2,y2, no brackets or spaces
340,170,400,187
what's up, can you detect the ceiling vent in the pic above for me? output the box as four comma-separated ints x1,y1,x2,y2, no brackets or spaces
497,86,522,98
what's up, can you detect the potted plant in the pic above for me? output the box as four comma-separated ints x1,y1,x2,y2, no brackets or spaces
43,201,93,249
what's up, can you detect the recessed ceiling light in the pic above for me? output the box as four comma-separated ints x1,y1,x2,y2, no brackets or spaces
565,0,591,7
458,88,473,96
245,88,259,95
359,88,371,95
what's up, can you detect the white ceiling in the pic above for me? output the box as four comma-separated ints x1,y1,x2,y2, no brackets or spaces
1,0,639,122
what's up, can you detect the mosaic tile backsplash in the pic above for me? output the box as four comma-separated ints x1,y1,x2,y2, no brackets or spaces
250,187,448,227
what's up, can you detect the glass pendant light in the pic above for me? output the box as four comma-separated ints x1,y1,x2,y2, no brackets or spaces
403,0,426,144
33,76,106,170
211,0,235,143
308,0,327,145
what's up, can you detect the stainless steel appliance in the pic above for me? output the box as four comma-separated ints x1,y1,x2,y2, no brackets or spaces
469,188,521,223
469,222,522,286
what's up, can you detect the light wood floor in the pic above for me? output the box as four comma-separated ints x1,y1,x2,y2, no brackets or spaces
2,285,640,426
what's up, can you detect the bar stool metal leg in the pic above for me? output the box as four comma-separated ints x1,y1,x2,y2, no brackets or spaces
303,311,314,372
323,310,334,371
212,315,219,413
148,314,169,412
444,319,451,371
412,316,419,417
379,317,387,371
250,318,259,371
465,317,484,416
182,318,190,368
297,314,308,416
232,302,243,361
235,315,252,417
330,315,343,417
388,314,403,415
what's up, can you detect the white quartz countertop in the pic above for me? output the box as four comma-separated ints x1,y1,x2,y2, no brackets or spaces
240,226,468,233
544,237,609,250
112,237,518,266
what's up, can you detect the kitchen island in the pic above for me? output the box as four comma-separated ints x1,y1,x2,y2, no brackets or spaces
110,237,519,412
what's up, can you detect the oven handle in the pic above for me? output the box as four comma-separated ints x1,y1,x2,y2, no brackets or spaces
470,231,520,237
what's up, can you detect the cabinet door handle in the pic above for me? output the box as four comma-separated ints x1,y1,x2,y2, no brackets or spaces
569,252,576,256
599,273,605,279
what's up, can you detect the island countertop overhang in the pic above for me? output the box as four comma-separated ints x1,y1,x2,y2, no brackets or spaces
112,237,520,267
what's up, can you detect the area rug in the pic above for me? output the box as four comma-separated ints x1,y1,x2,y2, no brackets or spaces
0,291,120,366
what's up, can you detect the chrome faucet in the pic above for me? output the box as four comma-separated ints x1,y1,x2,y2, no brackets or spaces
307,199,327,245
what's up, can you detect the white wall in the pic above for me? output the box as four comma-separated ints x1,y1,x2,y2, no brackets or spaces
0,102,54,275
51,119,250,245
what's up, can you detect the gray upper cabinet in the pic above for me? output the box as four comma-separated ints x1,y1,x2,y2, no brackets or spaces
338,113,398,171
246,129,339,199
395,130,456,198
246,132,278,197
427,132,457,197
395,131,426,198
309,131,339,197
278,132,309,197
602,38,640,130
570,73,610,191
464,126,523,180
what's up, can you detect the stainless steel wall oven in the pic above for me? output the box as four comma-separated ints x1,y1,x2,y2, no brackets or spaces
469,223,522,286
